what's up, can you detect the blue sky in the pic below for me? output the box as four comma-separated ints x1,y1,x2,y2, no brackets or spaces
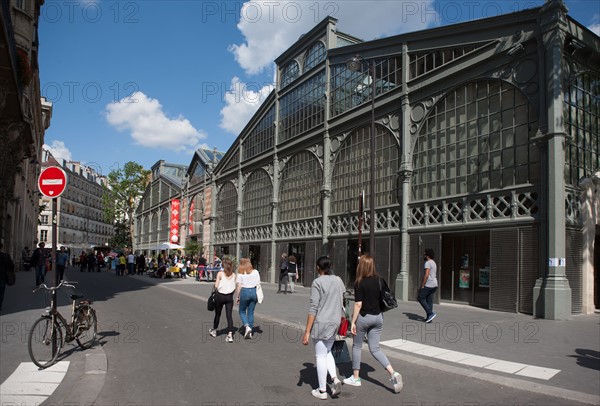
39,0,600,175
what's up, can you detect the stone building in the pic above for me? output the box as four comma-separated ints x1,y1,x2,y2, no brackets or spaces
209,1,599,318
0,0,52,260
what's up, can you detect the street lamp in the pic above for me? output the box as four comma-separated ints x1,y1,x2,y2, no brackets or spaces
347,55,376,259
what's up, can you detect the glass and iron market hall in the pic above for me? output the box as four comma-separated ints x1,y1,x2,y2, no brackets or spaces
140,1,600,319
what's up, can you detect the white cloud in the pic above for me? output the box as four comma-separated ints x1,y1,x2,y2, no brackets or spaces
105,92,207,152
589,13,600,36
44,140,72,163
230,1,437,75
219,77,274,134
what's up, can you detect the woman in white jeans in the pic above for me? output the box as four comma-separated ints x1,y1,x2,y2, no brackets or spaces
302,256,345,400
344,255,403,393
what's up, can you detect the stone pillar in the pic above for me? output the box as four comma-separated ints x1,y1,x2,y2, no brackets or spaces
270,153,280,284
533,0,572,319
395,43,412,301
321,129,332,253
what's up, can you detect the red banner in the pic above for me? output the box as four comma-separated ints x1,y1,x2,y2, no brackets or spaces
188,200,194,235
170,199,180,244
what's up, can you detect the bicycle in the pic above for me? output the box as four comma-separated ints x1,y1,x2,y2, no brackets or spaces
27,280,98,369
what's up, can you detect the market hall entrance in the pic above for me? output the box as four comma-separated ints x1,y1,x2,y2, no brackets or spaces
441,232,491,308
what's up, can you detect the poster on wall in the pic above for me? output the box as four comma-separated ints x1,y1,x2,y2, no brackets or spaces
459,270,470,288
479,268,490,288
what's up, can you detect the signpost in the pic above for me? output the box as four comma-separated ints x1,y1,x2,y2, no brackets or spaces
38,166,68,325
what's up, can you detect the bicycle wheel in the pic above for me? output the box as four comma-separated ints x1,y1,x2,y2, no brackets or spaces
28,317,63,369
74,305,97,349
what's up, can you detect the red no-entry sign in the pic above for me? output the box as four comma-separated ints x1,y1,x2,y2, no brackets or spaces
38,166,68,198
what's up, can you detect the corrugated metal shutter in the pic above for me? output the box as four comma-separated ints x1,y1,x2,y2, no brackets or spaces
490,229,518,312
518,226,539,314
566,228,583,314
332,239,349,287
408,235,420,301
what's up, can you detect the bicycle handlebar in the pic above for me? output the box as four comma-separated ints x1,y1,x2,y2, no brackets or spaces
32,280,78,293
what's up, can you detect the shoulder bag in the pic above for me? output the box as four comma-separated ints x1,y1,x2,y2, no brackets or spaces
207,289,217,311
379,276,398,312
256,283,264,304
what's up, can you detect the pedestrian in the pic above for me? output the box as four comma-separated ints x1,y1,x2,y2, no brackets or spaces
302,255,344,400
209,257,237,343
56,246,69,282
277,252,289,293
31,242,47,286
136,253,146,275
418,248,438,323
0,242,16,312
236,257,259,339
110,255,117,274
287,254,298,293
79,251,86,272
118,253,126,276
21,246,30,272
87,251,96,272
343,254,403,393
126,252,135,275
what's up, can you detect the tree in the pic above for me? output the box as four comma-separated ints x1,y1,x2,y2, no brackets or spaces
184,239,201,258
109,220,131,250
103,162,150,249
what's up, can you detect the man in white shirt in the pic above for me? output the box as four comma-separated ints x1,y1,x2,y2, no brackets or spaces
126,252,135,275
418,248,438,323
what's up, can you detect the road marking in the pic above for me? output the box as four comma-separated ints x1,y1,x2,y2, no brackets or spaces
381,339,560,380
0,361,69,405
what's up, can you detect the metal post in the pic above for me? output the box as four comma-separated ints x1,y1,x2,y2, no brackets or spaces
51,198,58,309
369,59,376,259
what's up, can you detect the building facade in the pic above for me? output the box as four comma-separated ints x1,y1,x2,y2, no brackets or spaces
134,160,188,254
0,0,51,260
38,152,114,257
210,1,599,318
134,151,224,257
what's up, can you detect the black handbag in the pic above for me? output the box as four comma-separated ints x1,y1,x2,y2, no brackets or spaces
379,276,398,312
207,289,217,311
332,340,351,364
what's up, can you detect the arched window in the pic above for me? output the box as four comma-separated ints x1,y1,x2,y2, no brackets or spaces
303,41,326,71
279,151,323,221
281,60,300,88
159,208,169,241
564,72,600,186
331,125,400,215
191,193,203,236
217,182,238,231
412,80,540,200
242,170,272,227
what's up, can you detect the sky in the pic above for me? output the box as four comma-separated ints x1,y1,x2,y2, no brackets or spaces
39,0,600,176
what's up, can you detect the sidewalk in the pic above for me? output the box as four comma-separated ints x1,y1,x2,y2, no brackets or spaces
142,275,600,404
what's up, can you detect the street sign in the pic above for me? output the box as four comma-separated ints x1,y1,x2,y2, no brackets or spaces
38,166,68,198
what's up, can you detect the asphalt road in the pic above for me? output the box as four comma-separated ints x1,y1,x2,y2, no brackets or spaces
1,268,597,405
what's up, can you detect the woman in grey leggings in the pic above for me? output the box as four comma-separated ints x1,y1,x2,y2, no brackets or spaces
343,255,403,393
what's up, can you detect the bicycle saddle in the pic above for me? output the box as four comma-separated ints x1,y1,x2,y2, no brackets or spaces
70,294,84,300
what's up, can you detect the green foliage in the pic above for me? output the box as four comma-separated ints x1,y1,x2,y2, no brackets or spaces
103,162,150,246
109,220,131,250
184,239,201,257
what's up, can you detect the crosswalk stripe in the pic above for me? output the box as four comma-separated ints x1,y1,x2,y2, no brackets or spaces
0,361,69,405
380,340,560,380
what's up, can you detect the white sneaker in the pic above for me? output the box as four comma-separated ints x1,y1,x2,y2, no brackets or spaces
343,376,362,386
330,378,342,397
244,325,252,339
390,372,403,393
311,389,327,400
226,334,234,343
209,328,217,338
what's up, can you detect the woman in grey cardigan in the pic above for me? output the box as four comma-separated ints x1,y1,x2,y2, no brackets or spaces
302,256,345,400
